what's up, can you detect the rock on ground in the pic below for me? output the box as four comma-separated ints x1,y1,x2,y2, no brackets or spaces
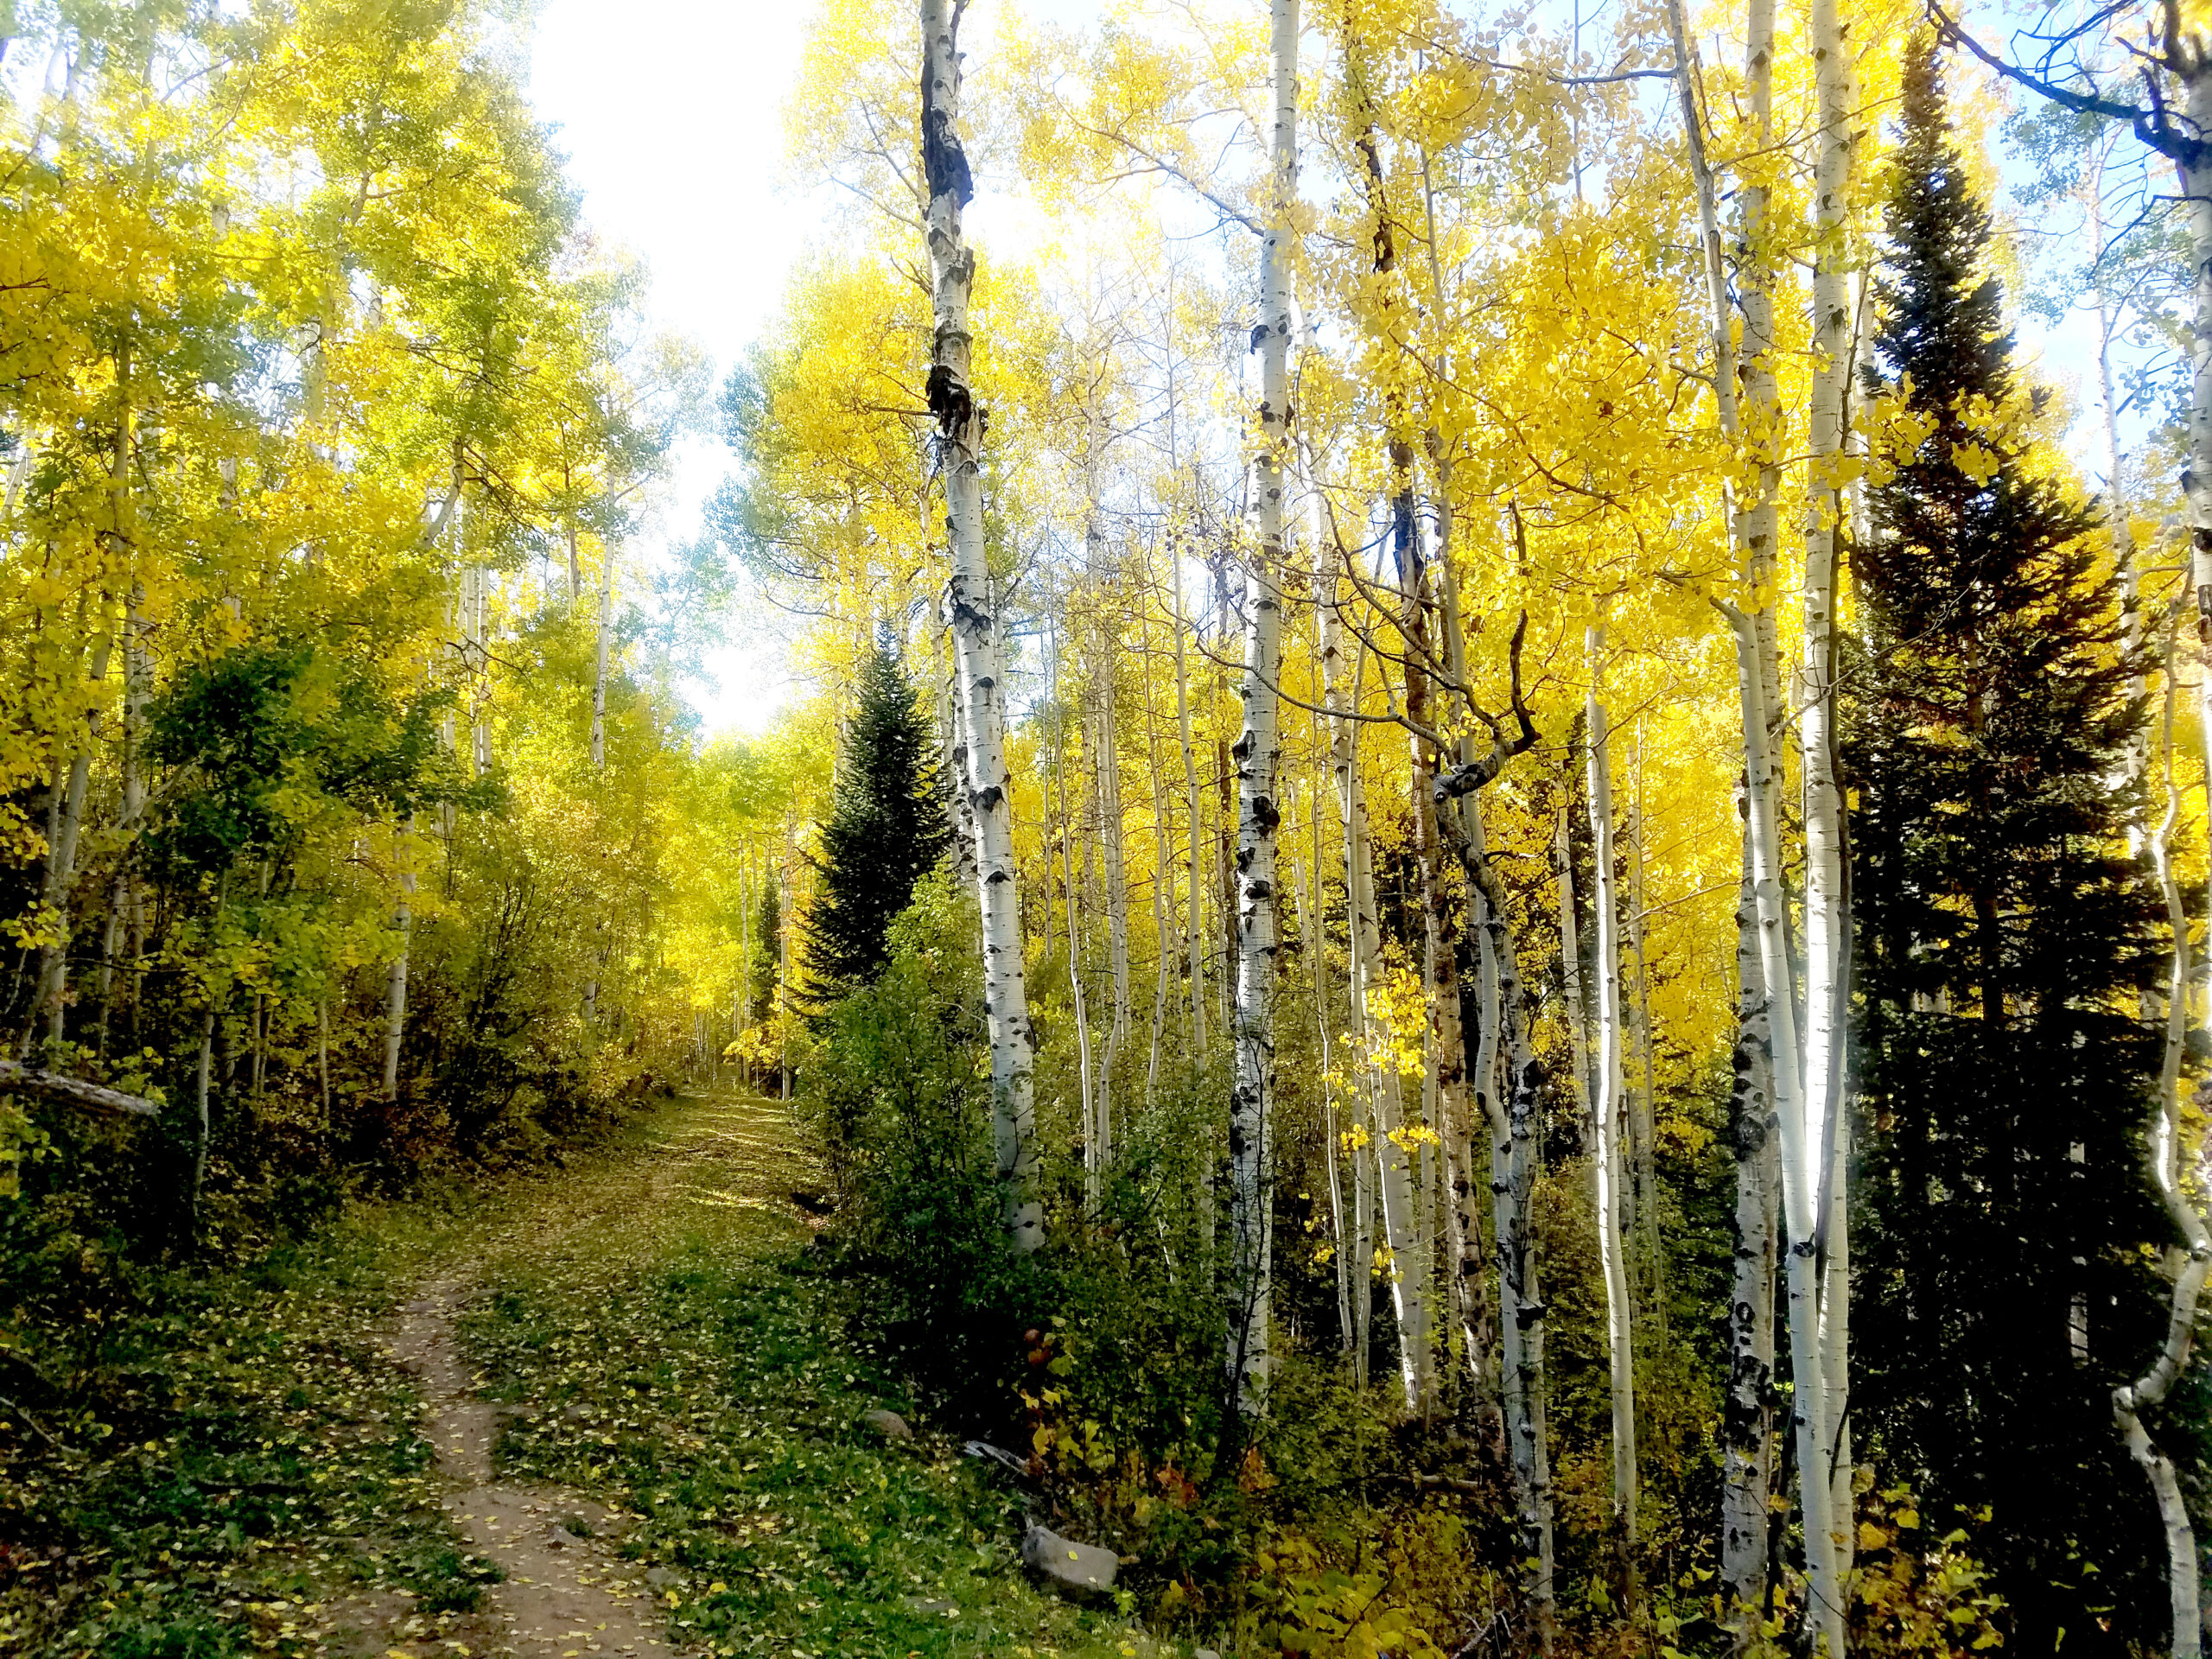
1020,1522,1118,1602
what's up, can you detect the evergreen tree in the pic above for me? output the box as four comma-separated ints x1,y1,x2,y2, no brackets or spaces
750,876,782,1028
798,641,951,1006
1845,38,2170,1652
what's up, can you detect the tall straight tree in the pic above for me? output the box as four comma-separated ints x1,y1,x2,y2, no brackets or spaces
919,0,1042,1252
1846,38,2168,1655
798,640,950,1005
1224,0,1299,1420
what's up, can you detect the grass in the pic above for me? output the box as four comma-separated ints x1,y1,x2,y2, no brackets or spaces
0,1199,499,1657
2,1093,1198,1659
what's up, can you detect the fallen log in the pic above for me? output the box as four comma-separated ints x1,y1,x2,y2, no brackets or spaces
0,1060,161,1117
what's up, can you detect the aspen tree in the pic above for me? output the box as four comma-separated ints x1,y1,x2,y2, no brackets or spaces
1585,620,1637,1548
920,0,1042,1251
1224,0,1300,1417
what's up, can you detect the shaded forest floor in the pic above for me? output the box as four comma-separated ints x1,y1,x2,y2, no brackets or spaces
4,1093,1173,1659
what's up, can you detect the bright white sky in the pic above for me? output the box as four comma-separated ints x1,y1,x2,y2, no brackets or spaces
528,0,816,738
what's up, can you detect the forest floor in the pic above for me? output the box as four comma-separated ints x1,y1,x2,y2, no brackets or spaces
7,1092,1176,1659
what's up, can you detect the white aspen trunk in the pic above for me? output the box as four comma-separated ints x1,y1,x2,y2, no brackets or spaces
591,543,612,771
1056,697,1096,1204
1427,480,1497,1403
193,1001,214,1226
29,630,113,1051
1673,0,1784,1623
923,0,1041,1249
384,815,416,1101
1318,541,1376,1386
2180,67,2212,989
317,1000,331,1128
1172,545,1210,1064
1627,722,1660,1291
1398,504,1456,1417
1147,637,1173,1101
1302,784,1354,1357
1345,671,1424,1414
1585,622,1637,1546
1225,0,1297,1416
1722,847,1782,1637
1554,806,1593,1134
1446,810,1554,1651
2117,626,2206,1659
1727,606,1844,1657
1802,0,1856,1615
1088,431,1131,1184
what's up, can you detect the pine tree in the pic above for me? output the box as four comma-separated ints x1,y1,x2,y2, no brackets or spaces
750,877,782,1028
1845,38,2170,1651
798,641,950,1006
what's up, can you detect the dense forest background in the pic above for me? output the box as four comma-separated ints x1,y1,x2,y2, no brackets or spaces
6,0,2212,1656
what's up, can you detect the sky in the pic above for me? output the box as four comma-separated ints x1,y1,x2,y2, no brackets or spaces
527,0,816,738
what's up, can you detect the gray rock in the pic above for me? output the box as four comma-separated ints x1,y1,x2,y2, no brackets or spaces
643,1565,676,1588
861,1408,912,1441
1019,1523,1116,1602
1195,1649,1221,1659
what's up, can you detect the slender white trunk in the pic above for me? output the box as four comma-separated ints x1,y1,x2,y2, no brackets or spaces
1225,0,1297,1415
1399,506,1457,1417
1447,810,1554,1651
1318,543,1376,1387
1586,624,1637,1544
1800,0,1856,1620
1554,806,1592,1131
1722,845,1782,1635
1172,545,1208,1061
29,629,113,1052
2119,622,2206,1659
1344,654,1423,1414
1147,630,1173,1100
2183,68,2212,994
923,0,1041,1249
384,814,416,1101
591,545,612,771
1728,605,1843,1656
1088,437,1130,1183
1301,785,1353,1357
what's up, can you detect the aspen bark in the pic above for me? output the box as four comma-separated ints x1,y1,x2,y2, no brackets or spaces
1224,0,1297,1417
1727,605,1844,1657
591,544,612,771
1674,0,1784,1623
28,629,113,1052
2183,65,2212,988
383,815,416,1102
1303,785,1353,1357
1554,806,1593,1134
1397,497,1458,1416
2116,623,2206,1659
1172,543,1209,1061
1585,623,1637,1543
1801,0,1857,1618
1088,432,1130,1184
1442,810,1554,1652
1318,541,1376,1388
1722,845,1782,1635
1343,650,1424,1414
922,0,1041,1249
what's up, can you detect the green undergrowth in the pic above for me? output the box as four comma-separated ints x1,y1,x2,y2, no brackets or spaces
458,1096,1186,1658
0,1192,497,1657
3,1092,1194,1659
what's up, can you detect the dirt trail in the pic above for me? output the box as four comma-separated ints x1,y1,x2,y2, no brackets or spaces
384,1283,681,1659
